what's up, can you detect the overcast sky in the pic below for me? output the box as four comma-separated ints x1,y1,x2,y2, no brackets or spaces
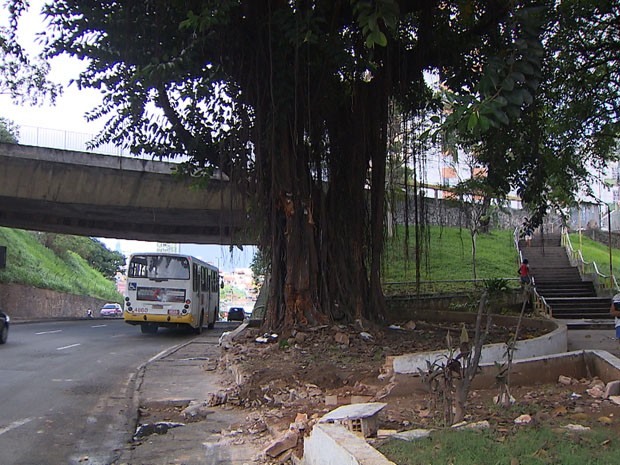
1,1,255,271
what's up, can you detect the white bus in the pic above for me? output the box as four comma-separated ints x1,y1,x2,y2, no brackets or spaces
124,253,221,334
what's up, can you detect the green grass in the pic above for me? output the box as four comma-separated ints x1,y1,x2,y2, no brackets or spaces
568,232,620,277
383,226,518,281
0,227,121,301
378,426,620,465
382,226,519,293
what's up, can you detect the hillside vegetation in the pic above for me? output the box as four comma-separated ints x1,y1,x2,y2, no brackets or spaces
0,227,123,302
382,226,520,283
568,232,620,276
0,225,617,304
382,226,620,292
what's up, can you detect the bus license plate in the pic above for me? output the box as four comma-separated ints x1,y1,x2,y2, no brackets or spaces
168,309,180,316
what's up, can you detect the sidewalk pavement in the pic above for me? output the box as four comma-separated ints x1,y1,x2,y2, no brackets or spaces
567,328,620,358
117,329,265,465
115,325,620,465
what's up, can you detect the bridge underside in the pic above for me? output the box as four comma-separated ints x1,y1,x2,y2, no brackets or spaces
0,196,249,244
0,143,254,244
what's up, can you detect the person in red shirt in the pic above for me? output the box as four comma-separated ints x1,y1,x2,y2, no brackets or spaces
519,259,531,285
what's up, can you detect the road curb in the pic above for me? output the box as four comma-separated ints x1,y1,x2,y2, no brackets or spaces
114,336,203,464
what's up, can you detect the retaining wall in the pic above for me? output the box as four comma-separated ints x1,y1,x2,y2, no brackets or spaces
0,283,108,320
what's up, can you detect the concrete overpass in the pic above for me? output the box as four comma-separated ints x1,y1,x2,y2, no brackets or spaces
0,142,253,244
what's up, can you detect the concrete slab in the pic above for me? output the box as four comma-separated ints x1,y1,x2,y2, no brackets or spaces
321,403,387,422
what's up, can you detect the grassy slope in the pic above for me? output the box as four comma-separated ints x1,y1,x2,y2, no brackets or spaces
568,232,620,275
382,226,519,282
0,225,616,302
0,227,121,301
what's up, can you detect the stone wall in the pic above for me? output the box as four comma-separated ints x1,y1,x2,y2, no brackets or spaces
582,229,620,250
395,197,564,232
0,283,109,320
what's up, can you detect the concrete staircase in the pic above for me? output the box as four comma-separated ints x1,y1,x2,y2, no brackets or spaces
520,232,613,329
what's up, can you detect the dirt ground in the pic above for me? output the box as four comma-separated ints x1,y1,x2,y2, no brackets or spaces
141,320,620,463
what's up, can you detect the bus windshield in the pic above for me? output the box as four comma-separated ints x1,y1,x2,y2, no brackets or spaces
128,255,190,280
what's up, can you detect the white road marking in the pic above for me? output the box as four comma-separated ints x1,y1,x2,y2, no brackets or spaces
0,418,33,436
56,343,81,351
35,330,62,335
91,324,107,328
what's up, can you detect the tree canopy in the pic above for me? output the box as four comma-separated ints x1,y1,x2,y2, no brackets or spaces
0,0,59,104
9,0,619,331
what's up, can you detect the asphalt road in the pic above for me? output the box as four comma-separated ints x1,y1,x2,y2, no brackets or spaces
0,318,221,465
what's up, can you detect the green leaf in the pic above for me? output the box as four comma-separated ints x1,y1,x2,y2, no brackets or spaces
374,30,388,47
467,112,479,132
492,109,509,125
495,96,508,107
479,115,491,132
520,88,533,105
501,77,514,91
505,91,523,106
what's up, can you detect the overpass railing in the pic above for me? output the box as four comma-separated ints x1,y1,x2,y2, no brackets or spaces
17,125,132,157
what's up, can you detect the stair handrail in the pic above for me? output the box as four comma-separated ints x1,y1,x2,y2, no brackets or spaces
513,225,527,276
514,226,551,316
561,226,618,295
530,285,553,318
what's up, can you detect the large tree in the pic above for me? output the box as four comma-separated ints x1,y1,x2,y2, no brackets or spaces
445,1,620,226
25,1,553,332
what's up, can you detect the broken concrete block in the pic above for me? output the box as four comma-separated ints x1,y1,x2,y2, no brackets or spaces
325,395,339,406
563,424,591,432
604,380,620,399
587,386,605,399
558,375,573,385
351,395,373,404
181,401,211,420
514,414,532,425
334,332,350,345
206,391,227,407
392,429,432,441
320,402,386,437
264,430,299,458
609,395,620,405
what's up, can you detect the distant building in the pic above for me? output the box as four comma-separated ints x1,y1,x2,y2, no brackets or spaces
157,242,180,254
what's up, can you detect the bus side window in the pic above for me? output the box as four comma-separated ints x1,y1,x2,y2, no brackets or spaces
193,264,199,292
202,267,207,291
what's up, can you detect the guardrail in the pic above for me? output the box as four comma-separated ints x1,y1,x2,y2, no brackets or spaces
17,125,131,157
561,227,618,296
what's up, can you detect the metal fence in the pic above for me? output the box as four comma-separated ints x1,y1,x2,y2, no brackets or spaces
17,125,131,157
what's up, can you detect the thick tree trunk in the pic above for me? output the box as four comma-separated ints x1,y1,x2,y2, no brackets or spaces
246,2,389,333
